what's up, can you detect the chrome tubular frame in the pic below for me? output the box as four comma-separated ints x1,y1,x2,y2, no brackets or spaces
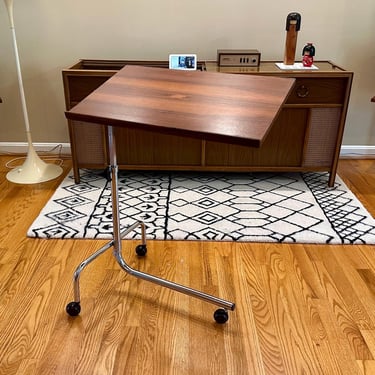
69,126,235,316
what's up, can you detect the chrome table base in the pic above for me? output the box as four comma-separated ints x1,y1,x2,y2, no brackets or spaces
66,127,235,323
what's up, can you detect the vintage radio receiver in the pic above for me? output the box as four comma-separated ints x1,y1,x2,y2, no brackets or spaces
217,49,261,67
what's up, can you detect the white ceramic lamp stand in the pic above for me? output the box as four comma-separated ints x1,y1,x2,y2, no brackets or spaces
4,0,62,184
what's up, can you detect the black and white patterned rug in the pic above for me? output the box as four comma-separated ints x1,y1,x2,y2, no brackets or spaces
27,170,375,244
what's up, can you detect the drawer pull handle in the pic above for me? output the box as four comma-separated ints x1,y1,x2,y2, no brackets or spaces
296,85,309,98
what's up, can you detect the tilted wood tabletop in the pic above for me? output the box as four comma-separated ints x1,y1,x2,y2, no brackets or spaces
65,65,295,148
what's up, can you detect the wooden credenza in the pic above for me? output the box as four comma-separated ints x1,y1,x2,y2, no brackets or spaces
62,59,353,186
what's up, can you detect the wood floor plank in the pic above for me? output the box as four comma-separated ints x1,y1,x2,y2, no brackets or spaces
0,156,374,374
235,243,284,374
357,360,375,375
313,257,373,361
260,245,324,374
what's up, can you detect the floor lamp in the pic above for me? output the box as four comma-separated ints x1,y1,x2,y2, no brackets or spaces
4,0,62,184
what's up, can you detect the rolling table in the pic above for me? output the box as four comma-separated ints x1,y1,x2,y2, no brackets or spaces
64,65,295,323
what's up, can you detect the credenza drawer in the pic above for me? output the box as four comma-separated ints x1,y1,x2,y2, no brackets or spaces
286,78,347,104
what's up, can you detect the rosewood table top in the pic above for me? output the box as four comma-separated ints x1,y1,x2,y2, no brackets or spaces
65,65,295,147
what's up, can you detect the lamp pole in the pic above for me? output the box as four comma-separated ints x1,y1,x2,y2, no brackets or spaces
4,0,63,184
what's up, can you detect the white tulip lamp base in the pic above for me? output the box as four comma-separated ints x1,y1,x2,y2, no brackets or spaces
6,140,62,184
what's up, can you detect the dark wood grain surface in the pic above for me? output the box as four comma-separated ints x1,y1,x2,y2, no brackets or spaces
65,65,295,147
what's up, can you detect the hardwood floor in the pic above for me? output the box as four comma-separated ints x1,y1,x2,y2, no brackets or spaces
0,155,374,375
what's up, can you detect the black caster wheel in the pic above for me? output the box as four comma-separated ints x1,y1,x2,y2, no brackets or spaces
135,244,147,256
214,308,229,324
66,301,81,316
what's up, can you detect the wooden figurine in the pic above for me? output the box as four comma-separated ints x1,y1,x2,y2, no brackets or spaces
283,12,301,65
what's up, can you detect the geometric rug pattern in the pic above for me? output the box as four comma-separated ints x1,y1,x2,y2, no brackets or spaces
27,169,375,244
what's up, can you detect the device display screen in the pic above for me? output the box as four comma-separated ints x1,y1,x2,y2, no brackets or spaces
169,54,197,70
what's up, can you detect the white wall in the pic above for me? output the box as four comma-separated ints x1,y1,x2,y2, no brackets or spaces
0,0,374,146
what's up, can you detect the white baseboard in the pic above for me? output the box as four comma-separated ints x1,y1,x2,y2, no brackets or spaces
0,142,71,155
1,142,374,159
340,145,375,158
